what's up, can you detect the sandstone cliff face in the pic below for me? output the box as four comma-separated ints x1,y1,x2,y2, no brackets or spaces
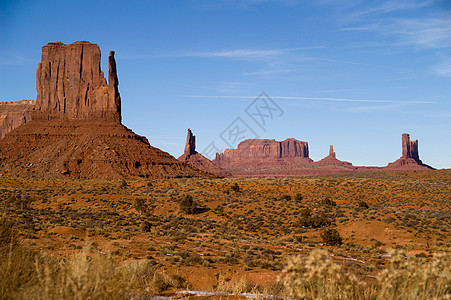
215,138,309,162
34,41,121,122
213,138,313,172
178,128,229,177
0,100,35,138
402,133,420,162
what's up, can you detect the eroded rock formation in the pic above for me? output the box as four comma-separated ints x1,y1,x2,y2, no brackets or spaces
184,129,197,156
386,133,433,170
213,138,313,175
0,100,35,138
316,145,353,167
212,134,433,178
215,138,310,163
0,41,210,179
33,41,121,122
178,128,229,177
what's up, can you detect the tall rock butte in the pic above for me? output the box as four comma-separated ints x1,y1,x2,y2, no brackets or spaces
386,133,433,170
34,41,121,121
0,41,211,179
316,145,353,167
178,129,229,177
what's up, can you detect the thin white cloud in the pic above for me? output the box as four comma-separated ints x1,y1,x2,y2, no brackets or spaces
350,0,434,18
178,95,436,104
434,59,451,76
244,68,294,75
305,56,408,70
120,47,323,61
179,46,323,60
340,14,451,50
346,104,399,113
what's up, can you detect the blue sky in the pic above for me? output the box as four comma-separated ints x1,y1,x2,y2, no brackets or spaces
1,0,450,168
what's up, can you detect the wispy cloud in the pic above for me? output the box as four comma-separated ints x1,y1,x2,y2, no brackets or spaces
178,95,436,104
178,46,322,60
346,104,399,113
434,59,451,76
349,0,434,18
305,56,408,70
340,14,451,49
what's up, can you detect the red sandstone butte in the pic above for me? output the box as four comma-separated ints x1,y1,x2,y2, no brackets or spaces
0,41,210,179
212,138,314,177
316,145,353,167
178,129,229,177
0,100,35,138
212,134,433,178
386,133,433,170
33,41,121,122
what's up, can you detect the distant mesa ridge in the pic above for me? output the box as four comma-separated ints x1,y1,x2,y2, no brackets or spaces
0,41,210,179
210,134,433,177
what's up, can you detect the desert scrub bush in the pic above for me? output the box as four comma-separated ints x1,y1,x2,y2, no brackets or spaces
179,194,196,214
280,195,292,201
284,249,451,299
231,182,240,192
299,208,331,228
320,197,336,206
133,198,148,215
377,249,451,299
294,193,303,201
358,200,369,209
283,249,367,299
321,228,343,246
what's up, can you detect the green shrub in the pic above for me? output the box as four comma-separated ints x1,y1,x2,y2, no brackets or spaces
299,209,331,228
280,195,292,201
320,197,336,206
294,193,303,201
358,200,369,209
231,183,240,193
321,228,342,246
179,195,196,214
134,198,148,215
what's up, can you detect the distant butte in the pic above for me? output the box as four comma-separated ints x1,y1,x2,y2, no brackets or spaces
209,134,433,178
0,41,211,179
178,129,230,177
386,133,433,170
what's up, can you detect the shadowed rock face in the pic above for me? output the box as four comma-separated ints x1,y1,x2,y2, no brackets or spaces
34,41,121,122
184,128,197,156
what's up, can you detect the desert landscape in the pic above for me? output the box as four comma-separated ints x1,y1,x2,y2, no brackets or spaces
0,39,449,299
